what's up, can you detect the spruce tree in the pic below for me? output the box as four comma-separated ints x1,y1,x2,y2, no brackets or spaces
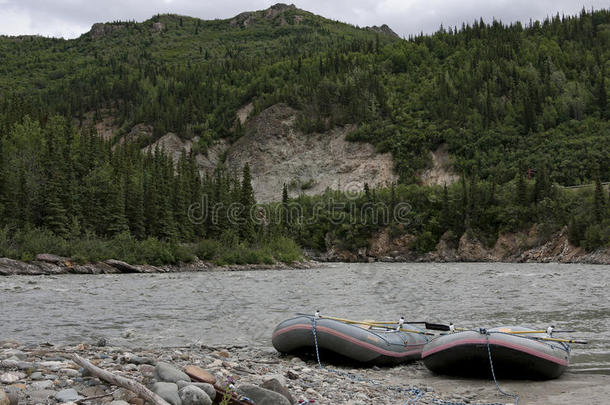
593,176,606,223
282,183,289,229
240,164,256,241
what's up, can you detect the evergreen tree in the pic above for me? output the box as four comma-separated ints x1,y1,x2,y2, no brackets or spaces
516,172,528,206
240,164,256,240
593,176,606,222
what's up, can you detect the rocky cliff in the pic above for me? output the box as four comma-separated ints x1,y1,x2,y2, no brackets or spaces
318,226,610,265
144,103,398,202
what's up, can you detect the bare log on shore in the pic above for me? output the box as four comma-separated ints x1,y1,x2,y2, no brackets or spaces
70,353,170,405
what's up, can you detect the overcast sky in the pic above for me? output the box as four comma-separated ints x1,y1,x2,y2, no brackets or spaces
0,0,607,39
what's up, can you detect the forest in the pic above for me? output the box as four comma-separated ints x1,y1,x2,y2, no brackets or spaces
0,6,608,263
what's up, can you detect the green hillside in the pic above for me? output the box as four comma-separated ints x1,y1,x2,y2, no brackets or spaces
0,4,608,262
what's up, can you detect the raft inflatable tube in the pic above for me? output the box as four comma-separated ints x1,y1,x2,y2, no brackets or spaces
272,315,429,365
422,326,570,379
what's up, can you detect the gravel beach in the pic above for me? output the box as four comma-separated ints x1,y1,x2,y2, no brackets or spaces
1,340,608,405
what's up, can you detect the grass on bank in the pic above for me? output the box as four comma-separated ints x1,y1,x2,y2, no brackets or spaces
0,226,302,266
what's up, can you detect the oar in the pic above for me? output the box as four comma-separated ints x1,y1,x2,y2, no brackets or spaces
311,315,436,336
501,330,576,335
526,336,588,344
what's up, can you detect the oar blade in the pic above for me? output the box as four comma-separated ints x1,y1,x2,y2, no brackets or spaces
425,322,451,331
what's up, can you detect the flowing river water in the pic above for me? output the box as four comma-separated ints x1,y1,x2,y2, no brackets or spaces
1,262,608,375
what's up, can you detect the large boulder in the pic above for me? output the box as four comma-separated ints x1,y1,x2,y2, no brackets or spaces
154,362,191,383
236,384,290,405
151,382,181,405
178,385,212,405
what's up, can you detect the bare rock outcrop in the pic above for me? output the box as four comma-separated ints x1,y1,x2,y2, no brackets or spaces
366,24,399,38
89,23,125,40
420,144,459,186
221,104,397,202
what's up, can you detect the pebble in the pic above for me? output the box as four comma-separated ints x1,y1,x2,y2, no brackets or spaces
0,372,25,384
55,388,80,402
31,380,54,390
27,389,57,403
151,382,181,405
154,362,191,383
30,372,43,380
0,342,486,405
237,384,291,405
178,385,212,405
184,365,216,385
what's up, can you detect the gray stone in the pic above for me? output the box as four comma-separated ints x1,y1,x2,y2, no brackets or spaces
109,401,130,405
60,368,80,377
1,350,26,361
189,383,215,401
236,384,290,405
0,390,8,405
152,382,181,405
31,380,54,390
176,380,187,389
27,389,56,404
261,378,295,404
154,362,190,383
0,372,25,384
55,388,80,402
35,253,69,264
2,386,22,405
178,385,212,405
29,372,43,380
5,390,18,405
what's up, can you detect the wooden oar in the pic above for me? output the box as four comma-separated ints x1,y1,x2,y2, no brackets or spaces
421,322,588,344
316,315,435,335
500,330,576,334
525,336,588,344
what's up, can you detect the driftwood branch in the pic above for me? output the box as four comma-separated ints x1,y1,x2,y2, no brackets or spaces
70,353,170,405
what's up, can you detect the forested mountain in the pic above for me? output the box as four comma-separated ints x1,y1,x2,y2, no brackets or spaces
0,4,608,264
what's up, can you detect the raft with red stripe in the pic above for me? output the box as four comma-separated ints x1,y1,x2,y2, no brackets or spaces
271,315,429,365
422,326,570,379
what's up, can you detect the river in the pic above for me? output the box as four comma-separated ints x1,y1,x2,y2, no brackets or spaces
1,262,608,374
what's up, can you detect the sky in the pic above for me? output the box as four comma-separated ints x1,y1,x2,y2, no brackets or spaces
0,0,607,39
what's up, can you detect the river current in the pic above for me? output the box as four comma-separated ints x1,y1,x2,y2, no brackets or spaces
1,262,608,374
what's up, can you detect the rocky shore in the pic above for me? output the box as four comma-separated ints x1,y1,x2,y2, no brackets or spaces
0,255,317,277
1,340,609,405
317,226,610,265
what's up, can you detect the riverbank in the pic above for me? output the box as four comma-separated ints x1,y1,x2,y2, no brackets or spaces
1,341,609,405
317,226,610,265
0,255,317,276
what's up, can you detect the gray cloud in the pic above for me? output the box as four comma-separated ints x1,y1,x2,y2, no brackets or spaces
0,0,607,39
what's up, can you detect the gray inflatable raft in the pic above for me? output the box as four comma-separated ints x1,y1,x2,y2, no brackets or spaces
422,326,570,379
272,315,430,365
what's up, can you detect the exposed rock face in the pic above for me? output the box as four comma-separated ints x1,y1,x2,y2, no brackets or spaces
221,104,397,202
366,24,400,38
89,23,125,40
317,226,610,264
143,133,195,163
420,144,459,186
230,4,298,28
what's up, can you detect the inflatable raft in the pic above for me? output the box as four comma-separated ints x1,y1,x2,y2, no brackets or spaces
272,315,430,365
422,326,570,379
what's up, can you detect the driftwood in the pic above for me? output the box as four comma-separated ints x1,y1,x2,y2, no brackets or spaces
70,353,170,405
